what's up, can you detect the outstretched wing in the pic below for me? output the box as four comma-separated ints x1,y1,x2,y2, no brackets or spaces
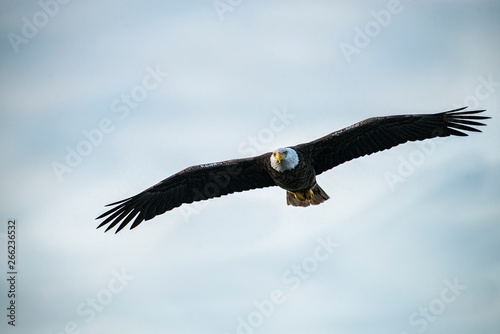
296,107,489,175
96,154,275,233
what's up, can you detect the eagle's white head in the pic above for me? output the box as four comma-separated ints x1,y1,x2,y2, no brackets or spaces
270,147,299,172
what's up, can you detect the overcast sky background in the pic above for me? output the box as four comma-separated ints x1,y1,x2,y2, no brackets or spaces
1,1,500,333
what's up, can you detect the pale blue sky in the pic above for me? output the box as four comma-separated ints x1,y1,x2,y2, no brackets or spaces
1,1,500,333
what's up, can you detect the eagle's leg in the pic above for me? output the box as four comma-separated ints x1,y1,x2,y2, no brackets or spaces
294,191,307,201
305,189,314,200
286,185,330,207
293,189,315,201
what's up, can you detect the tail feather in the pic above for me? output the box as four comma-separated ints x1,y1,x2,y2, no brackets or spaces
286,184,330,207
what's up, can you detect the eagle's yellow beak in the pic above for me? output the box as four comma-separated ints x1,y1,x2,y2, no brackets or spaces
276,151,285,163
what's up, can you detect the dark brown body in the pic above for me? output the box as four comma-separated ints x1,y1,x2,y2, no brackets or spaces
266,150,316,192
263,150,330,207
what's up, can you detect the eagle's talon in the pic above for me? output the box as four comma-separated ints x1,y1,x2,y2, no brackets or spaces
305,189,314,200
294,192,307,201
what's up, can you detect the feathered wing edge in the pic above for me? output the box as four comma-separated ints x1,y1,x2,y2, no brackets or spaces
299,107,490,175
96,154,276,233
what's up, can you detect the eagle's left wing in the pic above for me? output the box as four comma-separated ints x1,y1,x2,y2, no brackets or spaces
96,154,275,233
295,107,489,175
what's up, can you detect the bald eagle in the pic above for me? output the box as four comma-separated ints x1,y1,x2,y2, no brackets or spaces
96,107,489,233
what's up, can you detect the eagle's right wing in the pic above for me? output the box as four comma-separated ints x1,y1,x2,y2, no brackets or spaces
96,154,276,233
